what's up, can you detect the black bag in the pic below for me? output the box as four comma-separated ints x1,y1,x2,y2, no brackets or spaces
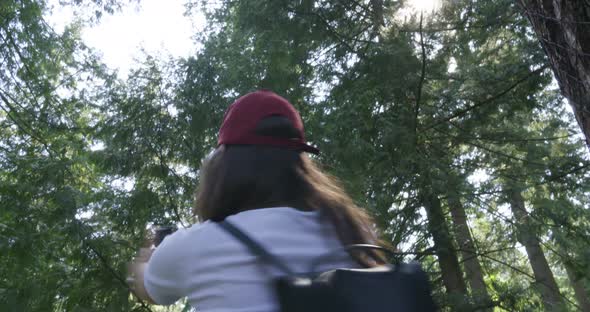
219,220,437,312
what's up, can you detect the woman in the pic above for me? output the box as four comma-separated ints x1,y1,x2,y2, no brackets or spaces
128,90,385,310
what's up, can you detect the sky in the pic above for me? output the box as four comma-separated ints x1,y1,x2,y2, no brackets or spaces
45,0,494,228
46,0,204,77
45,0,440,78
45,0,456,181
43,0,577,251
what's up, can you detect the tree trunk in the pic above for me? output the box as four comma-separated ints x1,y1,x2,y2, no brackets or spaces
422,191,468,297
518,0,590,150
370,0,385,30
565,261,590,311
447,194,492,310
508,189,564,311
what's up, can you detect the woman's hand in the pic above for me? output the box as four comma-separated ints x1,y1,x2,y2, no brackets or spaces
126,247,156,304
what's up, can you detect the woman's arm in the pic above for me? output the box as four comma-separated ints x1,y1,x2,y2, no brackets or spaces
127,230,186,306
127,247,157,304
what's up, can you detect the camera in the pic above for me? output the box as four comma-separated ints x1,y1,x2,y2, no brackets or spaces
154,225,177,247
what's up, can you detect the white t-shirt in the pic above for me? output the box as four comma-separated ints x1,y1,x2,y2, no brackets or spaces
144,207,358,311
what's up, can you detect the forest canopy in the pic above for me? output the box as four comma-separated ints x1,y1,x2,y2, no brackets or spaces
1,0,589,311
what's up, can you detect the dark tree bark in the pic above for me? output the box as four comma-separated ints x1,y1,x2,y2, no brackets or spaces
370,0,385,29
508,189,564,311
422,191,468,297
447,194,492,310
565,261,590,311
518,0,590,150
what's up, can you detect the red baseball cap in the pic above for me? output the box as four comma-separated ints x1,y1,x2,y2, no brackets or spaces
217,90,319,154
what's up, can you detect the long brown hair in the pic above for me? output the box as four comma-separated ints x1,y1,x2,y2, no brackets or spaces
193,116,385,266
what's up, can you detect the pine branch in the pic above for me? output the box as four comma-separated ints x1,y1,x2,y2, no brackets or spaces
414,13,427,145
421,65,549,132
77,222,154,312
0,89,54,157
481,253,580,309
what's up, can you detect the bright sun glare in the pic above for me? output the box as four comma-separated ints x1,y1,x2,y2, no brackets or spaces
46,0,202,77
407,0,442,12
45,0,443,77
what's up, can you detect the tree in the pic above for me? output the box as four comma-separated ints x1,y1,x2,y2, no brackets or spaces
4,0,590,311
518,0,590,150
446,189,493,310
507,187,564,311
0,1,153,310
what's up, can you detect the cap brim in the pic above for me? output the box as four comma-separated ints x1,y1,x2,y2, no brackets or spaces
300,143,320,154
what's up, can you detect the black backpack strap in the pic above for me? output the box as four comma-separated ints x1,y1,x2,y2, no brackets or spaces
219,220,295,275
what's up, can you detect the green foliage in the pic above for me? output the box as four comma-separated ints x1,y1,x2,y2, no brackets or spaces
1,0,589,311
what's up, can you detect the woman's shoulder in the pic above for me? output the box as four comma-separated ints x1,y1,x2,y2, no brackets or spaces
227,206,321,221
159,221,217,248
166,207,324,248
